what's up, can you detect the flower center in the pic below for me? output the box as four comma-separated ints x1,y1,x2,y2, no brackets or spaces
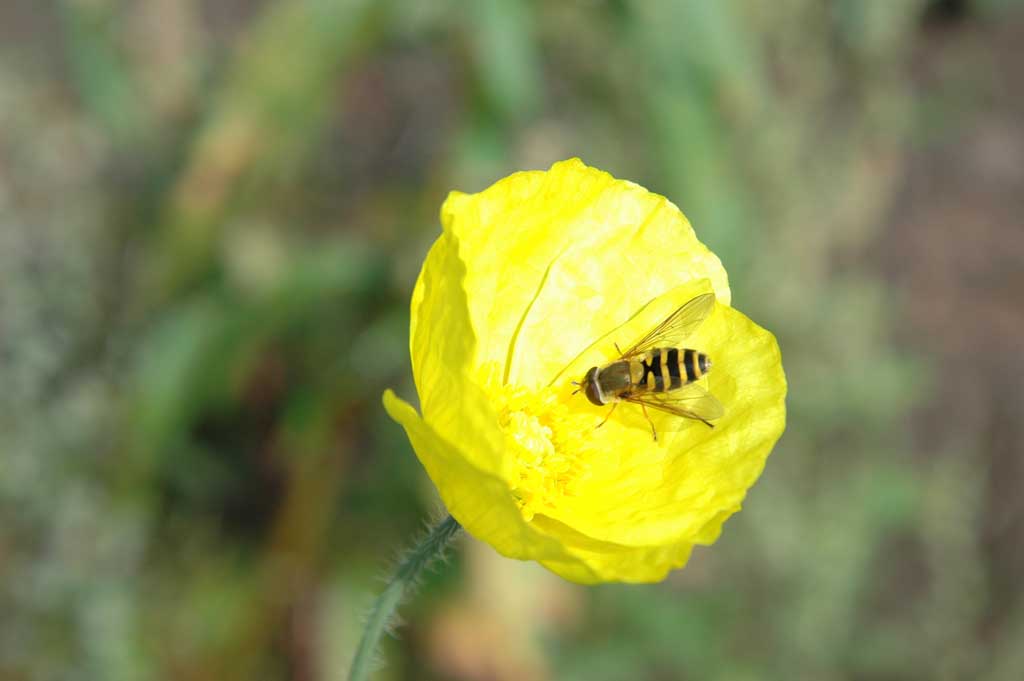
496,386,595,521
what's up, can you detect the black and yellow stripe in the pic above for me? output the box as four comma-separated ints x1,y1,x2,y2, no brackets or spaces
666,348,681,389
683,348,697,382
636,348,709,393
639,350,663,391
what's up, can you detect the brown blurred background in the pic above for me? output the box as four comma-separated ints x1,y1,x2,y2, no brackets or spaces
1,1,1023,679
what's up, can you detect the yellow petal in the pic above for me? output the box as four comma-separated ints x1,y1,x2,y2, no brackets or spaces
439,158,730,390
385,388,672,582
536,283,786,547
530,514,695,584
406,229,507,480
383,389,548,558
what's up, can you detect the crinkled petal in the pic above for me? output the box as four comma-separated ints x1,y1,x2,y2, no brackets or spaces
384,389,550,558
407,229,510,480
440,158,730,390
535,282,786,547
530,515,695,584
385,389,683,583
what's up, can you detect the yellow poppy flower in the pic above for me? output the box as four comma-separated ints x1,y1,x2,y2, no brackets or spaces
384,158,786,584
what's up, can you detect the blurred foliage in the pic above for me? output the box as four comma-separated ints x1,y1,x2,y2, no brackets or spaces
2,0,1023,679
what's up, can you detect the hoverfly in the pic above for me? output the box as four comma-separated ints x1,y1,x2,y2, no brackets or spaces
574,293,724,441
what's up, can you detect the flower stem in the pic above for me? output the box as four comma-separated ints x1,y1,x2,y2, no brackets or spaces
349,514,462,681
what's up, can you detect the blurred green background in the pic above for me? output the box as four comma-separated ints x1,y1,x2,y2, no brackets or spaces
3,1,1023,679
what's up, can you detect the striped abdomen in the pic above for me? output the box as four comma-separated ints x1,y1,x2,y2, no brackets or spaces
629,347,711,393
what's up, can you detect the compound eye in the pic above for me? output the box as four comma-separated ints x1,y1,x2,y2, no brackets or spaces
583,367,604,406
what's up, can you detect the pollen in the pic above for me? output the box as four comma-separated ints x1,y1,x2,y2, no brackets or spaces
496,386,594,522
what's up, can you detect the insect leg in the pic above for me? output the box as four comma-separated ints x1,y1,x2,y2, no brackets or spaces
614,342,623,355
595,402,618,429
640,403,658,441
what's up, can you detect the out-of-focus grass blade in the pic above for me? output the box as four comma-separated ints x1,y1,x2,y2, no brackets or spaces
58,0,149,143
148,0,375,305
128,239,384,473
451,0,543,182
624,0,765,281
831,0,925,62
466,0,543,121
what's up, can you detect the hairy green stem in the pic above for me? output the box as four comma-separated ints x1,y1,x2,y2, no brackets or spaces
349,515,462,681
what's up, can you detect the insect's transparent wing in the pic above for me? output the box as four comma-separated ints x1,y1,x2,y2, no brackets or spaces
619,293,715,359
623,382,724,426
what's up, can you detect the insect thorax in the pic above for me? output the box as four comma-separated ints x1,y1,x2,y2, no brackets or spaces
595,361,632,399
